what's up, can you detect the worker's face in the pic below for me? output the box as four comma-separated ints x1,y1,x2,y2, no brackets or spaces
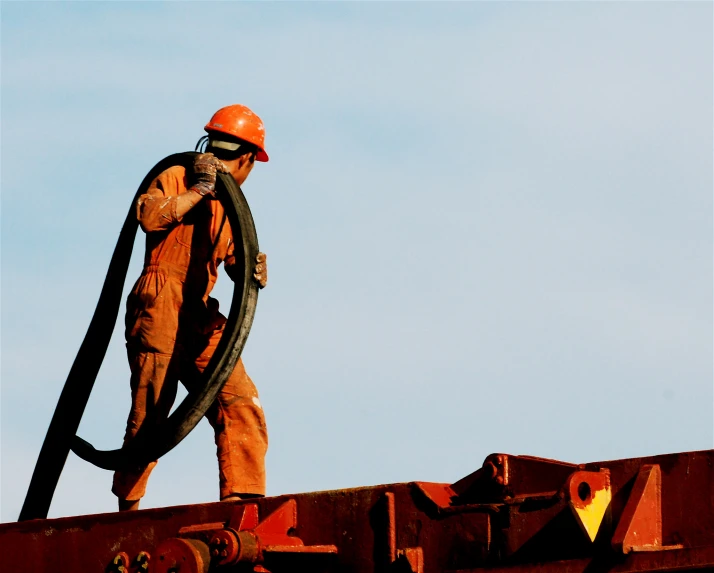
224,154,255,187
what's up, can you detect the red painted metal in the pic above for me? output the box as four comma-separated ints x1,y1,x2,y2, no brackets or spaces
611,464,685,555
566,470,610,511
153,538,209,573
2,450,712,572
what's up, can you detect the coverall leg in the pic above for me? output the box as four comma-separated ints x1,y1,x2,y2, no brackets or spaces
181,330,268,498
112,340,267,502
111,350,179,501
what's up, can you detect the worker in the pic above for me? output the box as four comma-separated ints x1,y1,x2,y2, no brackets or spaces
112,105,269,511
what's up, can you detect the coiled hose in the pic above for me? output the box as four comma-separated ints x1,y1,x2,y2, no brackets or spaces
19,153,259,521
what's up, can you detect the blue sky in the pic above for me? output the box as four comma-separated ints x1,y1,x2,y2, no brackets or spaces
1,2,712,522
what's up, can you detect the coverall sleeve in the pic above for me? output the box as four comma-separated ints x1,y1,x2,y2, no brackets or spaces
136,166,187,233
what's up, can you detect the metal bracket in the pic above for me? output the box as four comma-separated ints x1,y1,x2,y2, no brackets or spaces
384,492,424,573
565,469,612,542
612,464,683,554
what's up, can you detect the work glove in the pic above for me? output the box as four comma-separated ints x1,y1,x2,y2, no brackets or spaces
190,153,228,197
254,253,268,289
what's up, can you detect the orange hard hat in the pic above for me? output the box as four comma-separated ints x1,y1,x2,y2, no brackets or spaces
204,104,269,162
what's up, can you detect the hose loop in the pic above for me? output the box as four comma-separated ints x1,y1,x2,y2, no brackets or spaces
19,152,259,520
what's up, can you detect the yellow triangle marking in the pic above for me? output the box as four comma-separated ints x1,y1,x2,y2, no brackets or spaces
571,485,611,542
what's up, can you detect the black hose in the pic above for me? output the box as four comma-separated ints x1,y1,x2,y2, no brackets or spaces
195,135,209,152
19,153,259,521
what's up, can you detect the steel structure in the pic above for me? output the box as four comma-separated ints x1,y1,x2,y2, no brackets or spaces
2,449,712,572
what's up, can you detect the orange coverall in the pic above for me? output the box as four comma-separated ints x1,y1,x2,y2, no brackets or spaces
112,165,268,502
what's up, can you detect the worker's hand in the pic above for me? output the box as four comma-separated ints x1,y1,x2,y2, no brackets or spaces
254,253,268,289
190,153,229,197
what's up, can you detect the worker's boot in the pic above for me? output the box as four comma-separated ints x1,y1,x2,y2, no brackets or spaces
118,499,140,511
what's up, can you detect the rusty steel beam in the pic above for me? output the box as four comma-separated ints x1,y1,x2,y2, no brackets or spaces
2,450,712,573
